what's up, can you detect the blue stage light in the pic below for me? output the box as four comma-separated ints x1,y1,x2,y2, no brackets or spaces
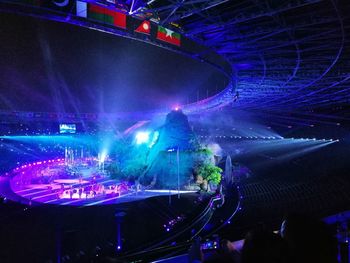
135,131,150,144
149,131,159,148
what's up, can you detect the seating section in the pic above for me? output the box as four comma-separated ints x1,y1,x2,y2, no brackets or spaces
235,174,350,229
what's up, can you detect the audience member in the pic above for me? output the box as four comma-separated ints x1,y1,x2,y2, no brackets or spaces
241,224,288,263
280,213,337,263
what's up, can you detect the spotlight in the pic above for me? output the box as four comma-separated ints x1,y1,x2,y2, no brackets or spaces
135,132,150,144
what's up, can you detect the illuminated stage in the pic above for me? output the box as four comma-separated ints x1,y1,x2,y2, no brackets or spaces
2,158,195,206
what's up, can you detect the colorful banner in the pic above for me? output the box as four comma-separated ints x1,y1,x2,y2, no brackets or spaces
157,26,181,46
88,3,126,29
135,20,151,35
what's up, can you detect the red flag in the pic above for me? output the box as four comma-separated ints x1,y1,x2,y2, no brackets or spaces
157,26,181,46
88,4,126,29
135,21,151,35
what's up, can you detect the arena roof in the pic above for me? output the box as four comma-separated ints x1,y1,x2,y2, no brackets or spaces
134,0,350,113
1,0,350,120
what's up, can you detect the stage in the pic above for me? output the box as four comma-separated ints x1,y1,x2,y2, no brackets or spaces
1,157,196,206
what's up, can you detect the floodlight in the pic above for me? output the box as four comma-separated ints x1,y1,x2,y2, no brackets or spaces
136,131,150,144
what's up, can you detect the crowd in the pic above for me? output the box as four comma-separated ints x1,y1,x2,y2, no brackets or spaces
189,213,338,263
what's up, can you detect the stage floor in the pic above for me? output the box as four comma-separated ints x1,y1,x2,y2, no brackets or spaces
0,158,196,206
1,175,195,206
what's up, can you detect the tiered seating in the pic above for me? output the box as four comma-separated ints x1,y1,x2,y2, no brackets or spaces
235,174,350,231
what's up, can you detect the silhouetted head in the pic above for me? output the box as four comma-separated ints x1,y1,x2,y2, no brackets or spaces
241,225,288,263
281,213,337,263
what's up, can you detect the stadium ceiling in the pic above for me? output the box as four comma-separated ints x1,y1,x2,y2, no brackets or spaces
128,0,350,114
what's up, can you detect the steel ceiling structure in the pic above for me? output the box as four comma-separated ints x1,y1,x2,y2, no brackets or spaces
128,0,350,114
1,0,349,124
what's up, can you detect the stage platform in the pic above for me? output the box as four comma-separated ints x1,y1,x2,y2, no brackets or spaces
0,176,195,206
0,158,196,206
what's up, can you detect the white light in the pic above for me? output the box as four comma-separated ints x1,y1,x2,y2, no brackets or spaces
143,22,149,30
136,132,150,144
99,151,107,163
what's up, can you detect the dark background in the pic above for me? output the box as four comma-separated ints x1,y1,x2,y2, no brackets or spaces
0,12,228,113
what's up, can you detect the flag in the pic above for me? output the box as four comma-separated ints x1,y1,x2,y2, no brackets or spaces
88,4,126,29
157,26,181,46
135,20,151,35
76,0,87,18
